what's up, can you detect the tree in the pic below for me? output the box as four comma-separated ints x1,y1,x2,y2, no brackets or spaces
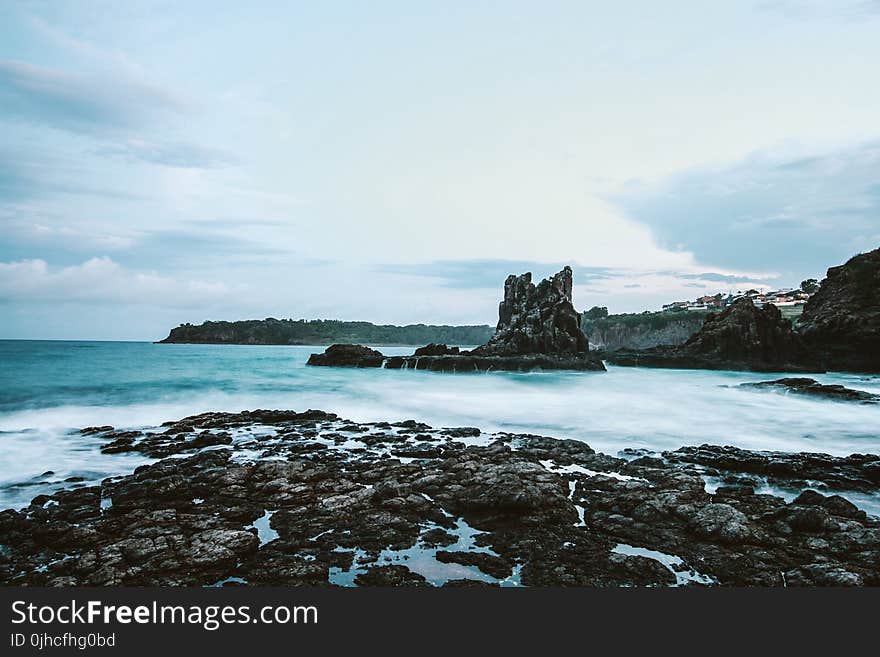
583,306,609,321
800,278,819,294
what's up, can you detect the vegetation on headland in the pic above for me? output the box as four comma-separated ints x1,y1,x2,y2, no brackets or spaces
158,318,494,346
581,308,709,332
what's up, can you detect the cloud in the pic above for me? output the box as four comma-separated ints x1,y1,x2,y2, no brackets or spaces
374,260,619,289
0,59,187,135
0,257,239,308
611,140,880,279
95,139,237,169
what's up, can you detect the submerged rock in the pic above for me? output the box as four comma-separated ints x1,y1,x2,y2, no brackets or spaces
607,298,820,372
739,378,879,403
797,247,880,372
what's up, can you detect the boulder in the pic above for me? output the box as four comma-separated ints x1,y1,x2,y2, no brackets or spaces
306,344,384,367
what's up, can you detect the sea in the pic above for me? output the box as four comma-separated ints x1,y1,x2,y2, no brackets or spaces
1,340,879,513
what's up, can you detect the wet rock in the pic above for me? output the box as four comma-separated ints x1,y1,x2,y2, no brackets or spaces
413,343,460,357
3,410,878,588
354,565,429,587
740,378,879,403
306,344,384,367
434,551,513,579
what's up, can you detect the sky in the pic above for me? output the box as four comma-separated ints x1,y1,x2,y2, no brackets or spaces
1,0,879,340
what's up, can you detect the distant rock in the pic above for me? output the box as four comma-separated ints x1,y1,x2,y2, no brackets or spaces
308,267,606,372
472,266,588,356
739,377,879,403
306,344,384,367
607,298,821,372
796,247,880,372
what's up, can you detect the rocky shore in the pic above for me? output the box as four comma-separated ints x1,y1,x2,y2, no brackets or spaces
606,298,822,372
2,409,878,587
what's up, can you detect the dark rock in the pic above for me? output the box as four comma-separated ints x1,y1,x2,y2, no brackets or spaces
413,343,460,357
740,378,879,403
434,551,513,579
666,444,880,493
308,267,605,372
306,344,384,367
3,410,878,588
797,247,880,372
608,298,822,372
472,266,588,357
354,565,429,587
80,426,114,435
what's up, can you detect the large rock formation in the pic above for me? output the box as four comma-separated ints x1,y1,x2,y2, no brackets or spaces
472,266,588,356
607,298,821,372
308,267,605,372
796,247,880,372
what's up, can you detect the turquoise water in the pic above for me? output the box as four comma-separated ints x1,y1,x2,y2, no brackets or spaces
1,340,879,511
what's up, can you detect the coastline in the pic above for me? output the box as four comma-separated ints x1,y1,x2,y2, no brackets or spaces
2,408,878,587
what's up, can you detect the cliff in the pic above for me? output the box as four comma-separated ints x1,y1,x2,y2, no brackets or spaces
583,311,706,351
607,298,821,372
158,318,493,346
796,247,880,372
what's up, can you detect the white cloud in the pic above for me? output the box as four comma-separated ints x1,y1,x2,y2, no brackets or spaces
0,257,238,308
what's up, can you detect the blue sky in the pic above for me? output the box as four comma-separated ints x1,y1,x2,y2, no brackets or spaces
1,0,879,339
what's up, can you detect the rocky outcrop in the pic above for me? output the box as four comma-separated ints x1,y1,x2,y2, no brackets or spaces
472,266,587,356
2,411,878,587
607,298,821,372
308,267,605,372
796,247,880,372
306,344,384,367
413,343,460,356
739,378,880,404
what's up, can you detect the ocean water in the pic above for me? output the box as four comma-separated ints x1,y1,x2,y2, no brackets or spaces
1,340,879,511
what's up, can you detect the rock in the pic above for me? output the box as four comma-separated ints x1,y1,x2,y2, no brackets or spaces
739,378,879,403
354,565,429,587
472,266,588,356
306,344,385,367
434,551,513,579
3,410,878,588
391,353,606,372
413,344,460,356
607,298,821,372
666,444,880,493
308,266,605,372
797,247,880,372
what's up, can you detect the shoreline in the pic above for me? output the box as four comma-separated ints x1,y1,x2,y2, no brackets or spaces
2,409,878,587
